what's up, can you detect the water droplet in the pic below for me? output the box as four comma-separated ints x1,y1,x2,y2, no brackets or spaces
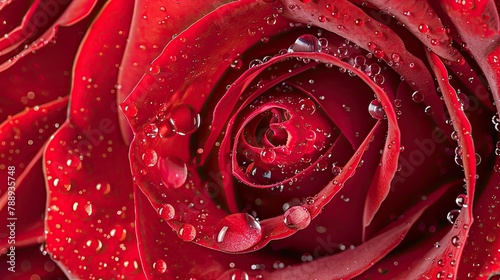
451,235,461,247
169,104,200,135
231,58,242,69
266,16,277,25
158,121,175,138
260,148,276,164
418,24,429,32
142,149,158,167
446,209,461,224
178,223,196,241
153,259,167,274
85,238,103,253
305,130,316,141
368,100,385,119
455,194,468,207
283,206,311,230
354,55,366,67
369,63,381,75
424,106,433,115
249,59,263,68
124,104,138,117
215,213,262,252
299,99,316,115
354,18,363,26
373,74,385,84
66,155,82,170
148,65,161,75
95,182,111,195
411,91,424,103
230,270,250,280
332,165,342,176
109,225,127,241
288,34,321,53
486,234,496,243
246,163,272,183
144,123,159,138
158,156,188,189
157,204,175,220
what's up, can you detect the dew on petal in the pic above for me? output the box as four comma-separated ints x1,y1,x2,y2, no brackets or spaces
411,91,424,103
157,204,175,220
283,206,311,230
153,259,167,274
178,223,196,241
288,34,321,53
299,99,316,115
141,149,158,167
215,213,262,252
158,156,188,189
169,104,200,135
455,194,468,208
368,100,385,119
260,148,276,164
446,209,461,224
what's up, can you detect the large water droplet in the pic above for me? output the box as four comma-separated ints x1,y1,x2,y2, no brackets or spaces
260,148,276,164
288,34,321,53
178,223,196,241
153,259,167,274
368,100,385,119
142,149,158,167
283,206,311,230
158,156,188,189
455,194,468,208
451,235,461,247
157,204,175,220
299,98,316,115
411,91,424,103
230,270,250,280
446,209,461,224
169,104,200,135
215,213,262,252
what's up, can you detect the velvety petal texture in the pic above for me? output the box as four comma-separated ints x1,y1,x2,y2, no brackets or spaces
2,0,499,279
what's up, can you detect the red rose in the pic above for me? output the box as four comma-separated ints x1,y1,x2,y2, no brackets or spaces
1,0,499,279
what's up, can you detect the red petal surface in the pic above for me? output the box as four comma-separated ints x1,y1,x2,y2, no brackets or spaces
117,0,231,143
0,5,102,123
438,0,500,115
394,51,477,280
0,0,98,71
0,98,68,248
266,181,450,280
43,0,145,278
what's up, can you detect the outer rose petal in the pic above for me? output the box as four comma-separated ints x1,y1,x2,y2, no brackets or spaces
117,0,231,143
0,0,99,71
0,98,68,247
0,98,67,278
0,3,103,123
43,0,145,278
0,246,67,279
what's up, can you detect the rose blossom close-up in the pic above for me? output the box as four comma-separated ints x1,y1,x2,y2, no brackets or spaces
0,0,500,279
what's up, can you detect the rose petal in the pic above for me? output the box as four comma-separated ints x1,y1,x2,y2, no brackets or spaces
265,179,451,280
43,0,145,278
282,0,450,135
458,151,500,278
0,6,100,123
0,98,68,250
117,0,231,143
0,0,99,71
0,246,67,279
395,51,477,280
438,0,500,115
364,0,463,63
